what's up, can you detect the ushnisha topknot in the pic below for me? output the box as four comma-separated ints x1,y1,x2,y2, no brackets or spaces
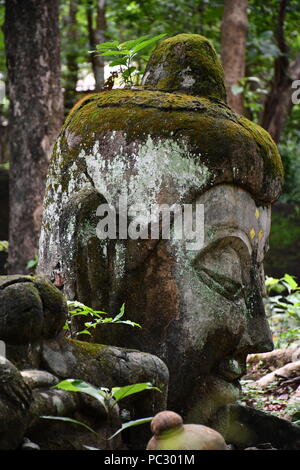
143,34,227,101
147,411,227,450
151,411,183,435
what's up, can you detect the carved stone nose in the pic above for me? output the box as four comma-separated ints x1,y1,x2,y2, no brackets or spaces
217,359,244,381
237,325,274,355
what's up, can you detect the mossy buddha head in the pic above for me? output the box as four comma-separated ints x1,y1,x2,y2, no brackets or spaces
39,34,284,423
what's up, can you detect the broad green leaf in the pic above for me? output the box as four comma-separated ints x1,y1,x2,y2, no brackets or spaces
112,303,125,322
109,417,153,439
119,36,150,50
83,445,101,450
54,379,108,411
111,382,161,403
231,84,244,95
92,310,110,317
101,317,114,323
41,416,98,435
96,41,119,50
26,256,38,269
69,310,91,316
265,276,280,286
132,34,166,54
110,58,128,67
76,329,91,336
0,240,9,252
122,66,136,79
247,76,261,84
118,320,141,328
99,50,130,57
283,274,298,291
67,300,90,309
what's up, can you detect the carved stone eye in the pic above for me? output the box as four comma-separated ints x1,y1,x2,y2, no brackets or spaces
193,242,245,300
197,266,244,301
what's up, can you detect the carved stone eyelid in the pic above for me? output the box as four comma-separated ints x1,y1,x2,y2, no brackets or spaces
196,267,245,302
193,230,252,265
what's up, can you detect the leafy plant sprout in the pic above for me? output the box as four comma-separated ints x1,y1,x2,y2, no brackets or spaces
41,380,160,450
65,301,141,337
0,240,8,253
26,254,38,272
93,34,166,86
265,274,300,349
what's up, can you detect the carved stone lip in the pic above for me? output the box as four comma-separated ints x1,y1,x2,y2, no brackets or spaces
216,358,245,382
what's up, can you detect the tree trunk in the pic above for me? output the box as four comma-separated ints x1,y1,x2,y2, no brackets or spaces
4,0,63,274
221,0,248,114
87,0,106,91
64,0,80,113
0,120,9,164
261,0,300,143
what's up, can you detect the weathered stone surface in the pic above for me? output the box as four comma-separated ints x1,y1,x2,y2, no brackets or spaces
0,358,123,450
41,334,168,413
0,356,31,449
216,404,300,450
38,34,284,426
0,168,9,275
0,275,67,344
255,360,300,388
26,378,122,450
0,273,169,449
21,369,59,389
40,334,169,449
21,437,40,451
44,336,161,380
247,348,300,372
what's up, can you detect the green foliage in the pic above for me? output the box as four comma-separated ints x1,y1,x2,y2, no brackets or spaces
94,33,166,85
265,274,300,348
279,133,300,202
269,208,300,248
0,240,8,253
26,255,39,272
0,0,6,79
240,380,281,410
285,401,300,426
109,416,153,440
231,76,268,121
66,301,141,336
266,273,299,294
41,379,160,447
41,415,97,435
54,378,159,412
239,379,291,418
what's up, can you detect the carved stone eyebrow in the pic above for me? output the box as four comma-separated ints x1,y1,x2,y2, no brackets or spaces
198,228,253,259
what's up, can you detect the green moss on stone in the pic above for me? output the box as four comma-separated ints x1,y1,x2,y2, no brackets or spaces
143,34,226,101
53,88,282,200
67,337,107,356
238,116,284,180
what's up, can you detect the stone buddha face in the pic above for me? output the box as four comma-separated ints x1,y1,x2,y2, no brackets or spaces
91,165,273,422
135,183,273,422
39,34,283,424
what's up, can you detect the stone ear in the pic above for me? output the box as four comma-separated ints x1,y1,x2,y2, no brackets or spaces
59,188,110,308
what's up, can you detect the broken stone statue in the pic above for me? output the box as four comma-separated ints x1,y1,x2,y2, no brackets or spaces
0,275,168,449
37,34,300,448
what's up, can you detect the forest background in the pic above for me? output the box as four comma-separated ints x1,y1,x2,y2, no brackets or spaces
0,0,300,425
